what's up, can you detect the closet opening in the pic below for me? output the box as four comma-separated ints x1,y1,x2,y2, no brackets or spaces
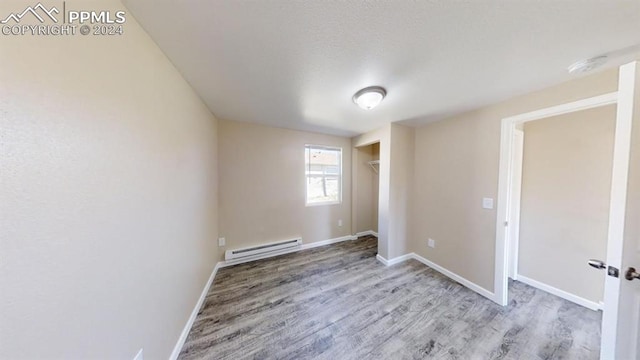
354,142,380,238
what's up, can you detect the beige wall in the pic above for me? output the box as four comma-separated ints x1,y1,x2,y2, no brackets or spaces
0,1,220,359
519,106,615,303
355,144,379,233
388,124,415,258
218,119,352,257
410,68,619,292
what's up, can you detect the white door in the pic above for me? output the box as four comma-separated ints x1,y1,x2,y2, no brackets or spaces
617,206,640,359
602,61,638,360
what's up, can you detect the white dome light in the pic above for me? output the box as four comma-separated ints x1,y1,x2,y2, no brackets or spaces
568,56,608,74
353,86,386,110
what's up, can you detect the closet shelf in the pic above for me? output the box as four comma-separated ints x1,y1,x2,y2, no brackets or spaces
367,160,380,174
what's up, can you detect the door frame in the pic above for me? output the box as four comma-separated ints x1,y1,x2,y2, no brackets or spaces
494,62,637,359
507,128,523,281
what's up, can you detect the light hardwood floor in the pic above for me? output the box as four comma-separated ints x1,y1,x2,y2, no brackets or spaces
179,236,601,360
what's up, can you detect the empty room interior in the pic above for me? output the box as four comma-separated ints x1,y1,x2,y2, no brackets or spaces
3,1,640,359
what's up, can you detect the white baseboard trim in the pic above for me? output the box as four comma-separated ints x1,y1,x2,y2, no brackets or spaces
516,274,602,311
376,253,412,266
302,235,358,250
219,235,358,268
356,230,378,237
376,254,389,266
169,262,221,360
410,253,495,301
376,252,495,302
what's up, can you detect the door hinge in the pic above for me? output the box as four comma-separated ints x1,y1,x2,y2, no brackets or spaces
504,221,508,227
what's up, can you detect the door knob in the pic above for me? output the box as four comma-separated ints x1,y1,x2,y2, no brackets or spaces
625,267,640,281
588,259,606,269
588,259,620,278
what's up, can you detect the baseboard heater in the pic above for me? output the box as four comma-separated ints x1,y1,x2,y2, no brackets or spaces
224,238,302,261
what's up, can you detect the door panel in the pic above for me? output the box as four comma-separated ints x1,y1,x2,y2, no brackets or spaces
614,61,640,360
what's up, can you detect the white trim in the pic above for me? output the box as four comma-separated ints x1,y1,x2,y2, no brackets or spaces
376,253,412,266
305,144,343,207
219,235,357,267
376,252,495,301
495,117,514,305
356,230,378,237
132,348,143,360
495,91,621,307
411,253,495,301
502,92,618,124
376,254,390,266
304,200,342,207
507,129,524,280
601,61,637,360
516,275,602,311
301,235,358,249
169,262,221,360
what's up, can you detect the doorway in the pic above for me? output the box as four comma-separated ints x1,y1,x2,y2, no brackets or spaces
507,105,616,311
495,62,637,360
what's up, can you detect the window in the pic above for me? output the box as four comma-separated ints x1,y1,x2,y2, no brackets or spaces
305,145,342,205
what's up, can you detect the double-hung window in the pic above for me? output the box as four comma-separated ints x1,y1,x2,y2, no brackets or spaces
305,145,342,206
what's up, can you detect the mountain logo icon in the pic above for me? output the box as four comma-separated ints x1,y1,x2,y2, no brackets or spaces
1,3,59,24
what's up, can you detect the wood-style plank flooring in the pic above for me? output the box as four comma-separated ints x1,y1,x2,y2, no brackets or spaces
179,236,601,360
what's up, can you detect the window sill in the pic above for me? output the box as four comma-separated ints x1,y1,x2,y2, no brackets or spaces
305,201,342,207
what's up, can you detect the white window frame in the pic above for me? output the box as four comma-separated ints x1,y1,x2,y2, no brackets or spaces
305,144,343,206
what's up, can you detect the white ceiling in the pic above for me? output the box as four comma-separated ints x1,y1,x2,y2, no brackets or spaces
123,0,640,137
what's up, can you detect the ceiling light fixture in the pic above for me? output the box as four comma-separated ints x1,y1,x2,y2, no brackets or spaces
567,56,608,74
353,86,387,110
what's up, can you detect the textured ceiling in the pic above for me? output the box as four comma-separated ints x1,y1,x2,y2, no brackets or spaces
123,0,640,136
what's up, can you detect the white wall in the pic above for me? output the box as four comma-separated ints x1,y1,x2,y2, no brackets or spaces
519,105,615,304
218,119,352,258
0,1,220,358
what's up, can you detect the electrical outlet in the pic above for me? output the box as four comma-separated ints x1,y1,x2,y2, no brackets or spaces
218,237,226,247
428,238,435,248
338,219,343,227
